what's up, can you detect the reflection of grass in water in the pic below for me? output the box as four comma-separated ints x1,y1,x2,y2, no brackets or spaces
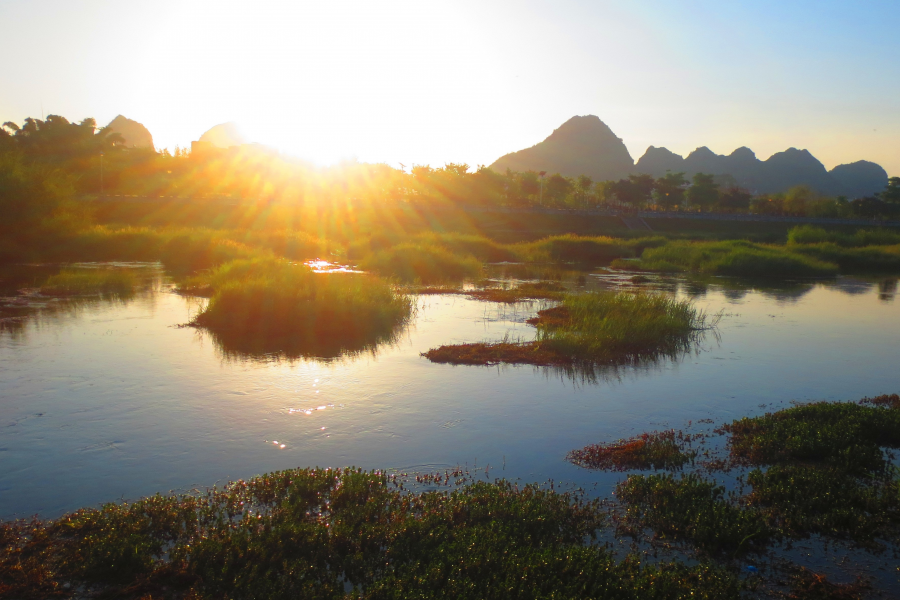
40,269,137,296
188,258,413,360
1,468,742,599
424,291,713,368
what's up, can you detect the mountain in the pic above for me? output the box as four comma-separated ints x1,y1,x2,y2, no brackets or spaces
198,122,246,149
105,115,153,149
489,115,634,181
830,161,889,199
635,145,887,198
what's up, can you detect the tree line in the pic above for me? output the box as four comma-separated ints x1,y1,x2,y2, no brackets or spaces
2,115,899,227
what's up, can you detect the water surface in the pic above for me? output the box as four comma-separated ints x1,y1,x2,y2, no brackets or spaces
2,265,899,520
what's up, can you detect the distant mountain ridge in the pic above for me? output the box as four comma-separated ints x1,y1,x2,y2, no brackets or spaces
490,115,887,198
636,145,887,198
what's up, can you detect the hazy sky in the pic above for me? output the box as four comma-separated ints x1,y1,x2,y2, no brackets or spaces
2,0,898,175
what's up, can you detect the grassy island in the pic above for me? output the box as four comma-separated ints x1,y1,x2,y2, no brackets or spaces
40,269,137,296
424,290,713,367
185,258,413,359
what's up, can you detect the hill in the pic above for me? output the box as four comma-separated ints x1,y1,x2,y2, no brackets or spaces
105,115,153,149
489,115,634,181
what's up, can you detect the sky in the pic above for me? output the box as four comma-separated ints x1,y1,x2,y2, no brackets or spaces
2,0,898,175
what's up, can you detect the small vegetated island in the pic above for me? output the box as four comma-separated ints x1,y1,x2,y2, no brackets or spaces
423,290,715,369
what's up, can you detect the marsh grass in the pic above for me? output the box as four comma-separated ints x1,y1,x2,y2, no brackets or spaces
568,430,697,471
617,240,839,278
40,269,137,296
608,398,900,560
0,468,742,599
616,473,771,556
359,242,483,283
424,291,713,367
787,225,900,248
188,258,413,359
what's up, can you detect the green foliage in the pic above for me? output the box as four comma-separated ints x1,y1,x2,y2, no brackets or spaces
722,401,900,477
616,473,770,556
536,291,711,363
519,234,634,264
359,243,483,283
625,240,839,278
686,173,719,211
787,225,900,247
40,269,137,296
747,465,900,545
2,469,741,599
189,258,413,359
0,151,77,235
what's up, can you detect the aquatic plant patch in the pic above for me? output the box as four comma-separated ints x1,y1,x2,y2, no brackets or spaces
359,242,483,283
424,291,713,368
188,258,413,359
567,430,698,471
0,469,743,600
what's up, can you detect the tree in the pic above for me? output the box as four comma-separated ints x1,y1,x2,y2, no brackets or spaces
519,171,540,202
576,175,593,207
685,173,719,211
880,177,900,204
717,186,752,213
653,171,686,210
545,173,573,205
628,174,655,208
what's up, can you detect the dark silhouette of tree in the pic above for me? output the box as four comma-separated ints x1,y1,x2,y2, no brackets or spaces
653,171,686,210
881,177,900,204
686,173,719,211
546,173,573,205
717,186,752,213
576,175,593,207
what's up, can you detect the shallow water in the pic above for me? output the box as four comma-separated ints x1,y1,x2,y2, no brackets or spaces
1,264,899,522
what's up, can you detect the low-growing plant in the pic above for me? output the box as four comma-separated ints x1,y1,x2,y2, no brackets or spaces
568,430,697,471
0,469,743,599
616,473,770,556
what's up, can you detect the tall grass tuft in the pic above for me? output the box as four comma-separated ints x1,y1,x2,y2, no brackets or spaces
788,225,900,248
535,291,713,364
189,258,412,359
359,243,483,283
40,269,137,296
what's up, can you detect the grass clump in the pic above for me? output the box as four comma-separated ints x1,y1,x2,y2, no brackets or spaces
0,468,742,599
359,242,483,283
790,242,900,273
40,269,137,296
618,240,839,278
568,430,697,471
188,258,412,359
424,291,712,367
616,473,771,556
721,400,900,547
721,401,900,476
